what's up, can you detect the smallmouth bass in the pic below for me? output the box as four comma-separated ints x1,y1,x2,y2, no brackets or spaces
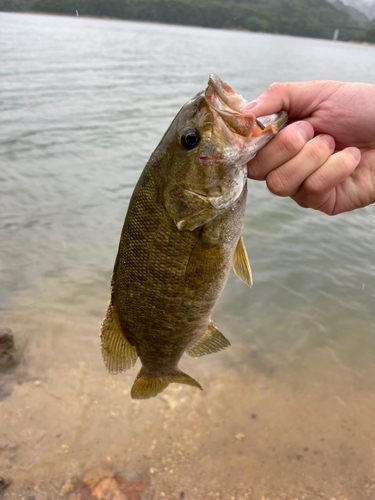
100,75,287,399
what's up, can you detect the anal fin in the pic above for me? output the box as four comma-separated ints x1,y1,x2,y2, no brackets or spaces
232,236,253,288
131,368,202,399
186,321,230,358
100,301,137,374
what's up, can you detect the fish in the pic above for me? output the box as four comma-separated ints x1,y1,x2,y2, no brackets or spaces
100,75,287,399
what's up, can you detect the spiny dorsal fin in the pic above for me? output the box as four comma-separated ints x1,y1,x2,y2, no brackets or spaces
131,368,202,399
186,321,230,358
100,302,137,374
232,236,253,288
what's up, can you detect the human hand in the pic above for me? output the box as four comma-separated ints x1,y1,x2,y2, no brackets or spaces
244,81,375,215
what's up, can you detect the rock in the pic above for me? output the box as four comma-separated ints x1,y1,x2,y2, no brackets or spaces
0,474,12,493
0,328,16,369
235,433,245,441
61,465,151,500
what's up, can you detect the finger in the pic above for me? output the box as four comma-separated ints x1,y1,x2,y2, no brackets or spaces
248,121,314,180
241,81,343,120
291,147,361,214
265,135,336,198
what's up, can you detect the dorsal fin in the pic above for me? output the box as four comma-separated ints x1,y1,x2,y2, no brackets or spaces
100,302,137,373
186,321,230,358
232,236,253,288
131,368,202,399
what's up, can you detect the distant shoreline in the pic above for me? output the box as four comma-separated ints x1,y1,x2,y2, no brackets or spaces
8,10,168,23
1,10,286,36
1,10,264,32
2,10,374,45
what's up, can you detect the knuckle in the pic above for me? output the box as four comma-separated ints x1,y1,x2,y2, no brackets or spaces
292,195,309,209
336,151,357,171
267,82,282,93
303,173,324,197
308,141,329,164
278,128,304,157
266,169,290,196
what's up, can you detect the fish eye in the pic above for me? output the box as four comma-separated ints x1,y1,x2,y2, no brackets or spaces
181,129,200,150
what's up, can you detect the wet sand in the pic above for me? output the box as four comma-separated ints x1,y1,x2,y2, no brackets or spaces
1,282,375,500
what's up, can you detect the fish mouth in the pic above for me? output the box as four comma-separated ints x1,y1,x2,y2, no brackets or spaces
205,75,256,137
207,74,246,113
257,110,288,131
205,74,288,159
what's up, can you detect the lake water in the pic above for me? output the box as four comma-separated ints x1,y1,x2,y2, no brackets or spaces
1,11,375,500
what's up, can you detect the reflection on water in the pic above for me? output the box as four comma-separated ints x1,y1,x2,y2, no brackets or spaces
1,12,375,500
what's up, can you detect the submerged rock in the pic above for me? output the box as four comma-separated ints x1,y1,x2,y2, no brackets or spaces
61,465,151,500
0,475,12,494
0,328,16,370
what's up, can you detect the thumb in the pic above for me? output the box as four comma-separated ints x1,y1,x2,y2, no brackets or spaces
241,81,339,120
241,82,293,117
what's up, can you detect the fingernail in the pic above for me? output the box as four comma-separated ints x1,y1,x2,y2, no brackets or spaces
320,134,335,149
348,147,361,161
242,99,258,111
296,121,312,140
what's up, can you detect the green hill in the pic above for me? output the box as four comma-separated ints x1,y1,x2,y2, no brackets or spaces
0,0,368,41
356,17,375,41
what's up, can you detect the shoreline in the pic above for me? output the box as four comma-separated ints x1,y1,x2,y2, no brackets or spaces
2,9,373,44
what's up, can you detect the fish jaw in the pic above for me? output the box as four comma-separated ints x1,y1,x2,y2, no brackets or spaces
207,74,247,112
205,74,288,166
236,110,288,164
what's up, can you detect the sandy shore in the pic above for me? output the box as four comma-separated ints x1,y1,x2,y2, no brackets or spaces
1,309,375,500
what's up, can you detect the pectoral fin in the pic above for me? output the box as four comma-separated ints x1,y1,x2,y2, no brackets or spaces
100,302,138,373
186,321,230,357
232,236,253,288
131,368,202,399
164,187,218,231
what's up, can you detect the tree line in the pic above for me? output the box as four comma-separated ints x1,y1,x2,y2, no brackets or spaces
1,0,374,42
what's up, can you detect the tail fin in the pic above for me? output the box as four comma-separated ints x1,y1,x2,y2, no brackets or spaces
131,367,203,400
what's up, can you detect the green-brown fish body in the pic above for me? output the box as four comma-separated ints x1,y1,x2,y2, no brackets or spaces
101,75,287,399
